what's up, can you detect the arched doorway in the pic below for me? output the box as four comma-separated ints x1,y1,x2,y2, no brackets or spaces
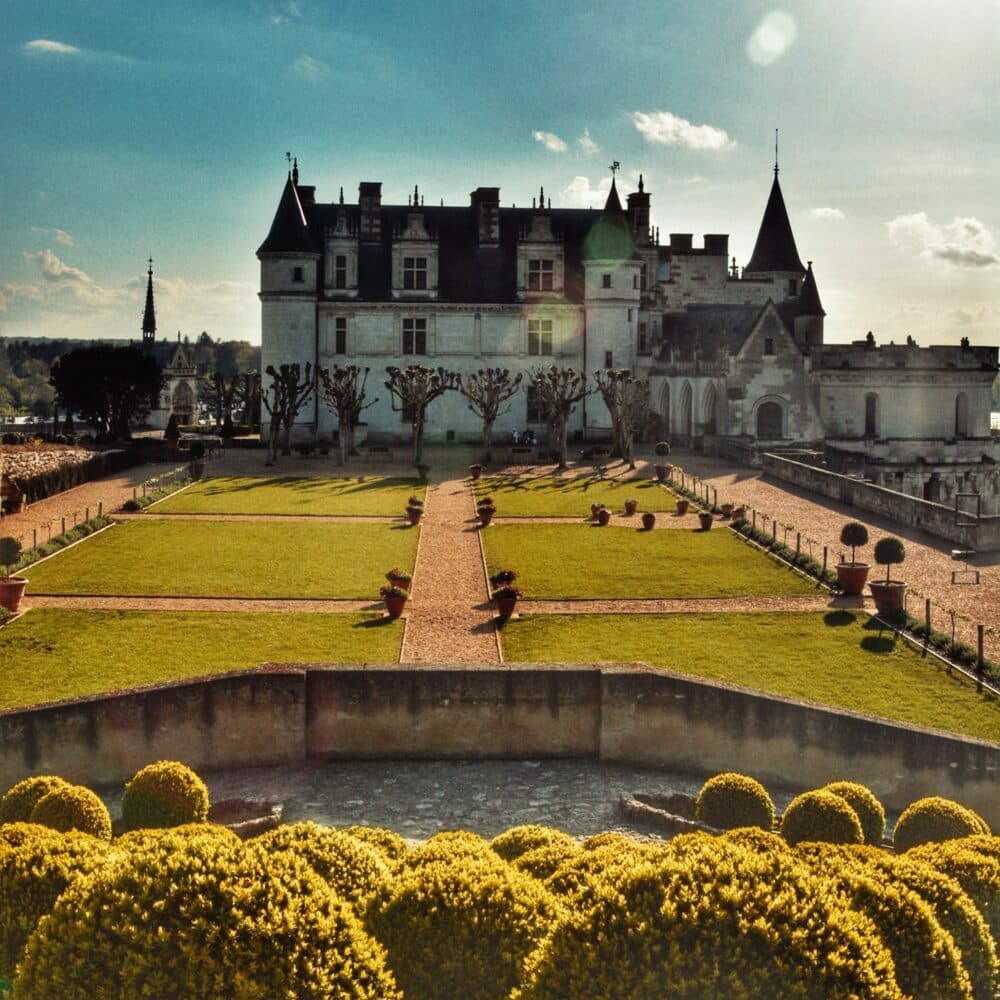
756,400,783,440
657,382,671,440
702,382,718,436
680,382,693,445
172,381,195,425
955,393,969,437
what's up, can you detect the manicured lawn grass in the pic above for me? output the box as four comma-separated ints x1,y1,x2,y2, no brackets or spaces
154,476,424,516
482,524,815,598
476,476,675,517
0,609,402,710
25,521,418,599
500,611,1000,742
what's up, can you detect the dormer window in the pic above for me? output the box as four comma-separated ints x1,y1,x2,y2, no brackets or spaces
292,266,304,283
528,259,554,291
403,256,428,291
764,338,775,356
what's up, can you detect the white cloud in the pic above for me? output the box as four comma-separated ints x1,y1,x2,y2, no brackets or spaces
809,207,845,221
23,249,114,306
631,111,735,152
532,130,568,153
746,11,798,66
23,39,82,56
32,227,74,245
561,176,612,209
577,129,599,155
271,1,303,24
887,212,999,268
291,54,327,81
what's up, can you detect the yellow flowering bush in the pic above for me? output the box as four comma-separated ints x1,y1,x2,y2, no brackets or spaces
894,798,991,853
780,789,863,846
120,760,210,831
0,824,108,980
544,839,662,907
29,784,111,841
823,781,887,845
722,826,792,855
490,824,576,862
398,829,495,870
15,829,400,999
341,824,410,863
512,841,580,881
0,777,69,824
695,772,775,831
960,834,1000,862
252,822,390,906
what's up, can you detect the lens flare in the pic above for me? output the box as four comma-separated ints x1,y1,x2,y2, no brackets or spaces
747,10,798,66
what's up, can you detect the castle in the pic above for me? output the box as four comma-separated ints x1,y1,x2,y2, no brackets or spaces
258,160,998,508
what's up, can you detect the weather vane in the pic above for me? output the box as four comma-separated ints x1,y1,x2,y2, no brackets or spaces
609,160,620,177
285,151,292,167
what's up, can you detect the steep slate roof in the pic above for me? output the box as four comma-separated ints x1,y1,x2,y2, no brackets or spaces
797,261,825,316
583,179,639,263
257,175,316,255
744,173,805,275
142,266,156,335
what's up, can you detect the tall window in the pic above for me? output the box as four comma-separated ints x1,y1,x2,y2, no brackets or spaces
334,317,347,354
640,268,647,292
602,273,612,289
604,351,613,369
334,255,347,289
292,266,304,283
864,393,877,436
528,259,554,291
403,256,428,290
528,318,553,355
955,392,969,437
526,385,543,423
788,279,797,297
638,323,649,355
402,318,427,354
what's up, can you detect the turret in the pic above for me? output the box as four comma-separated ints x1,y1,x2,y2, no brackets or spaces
793,261,825,348
743,161,806,298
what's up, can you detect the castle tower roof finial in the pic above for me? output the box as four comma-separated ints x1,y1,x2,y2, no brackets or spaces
339,186,344,205
638,173,644,193
142,257,156,346
774,128,779,177
292,156,299,186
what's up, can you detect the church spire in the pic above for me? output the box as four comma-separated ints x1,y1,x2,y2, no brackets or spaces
744,154,805,275
142,257,156,348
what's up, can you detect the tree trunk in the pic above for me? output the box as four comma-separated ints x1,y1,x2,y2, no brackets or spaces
413,414,425,465
267,418,280,465
483,418,494,464
556,417,569,469
338,417,349,466
281,416,292,455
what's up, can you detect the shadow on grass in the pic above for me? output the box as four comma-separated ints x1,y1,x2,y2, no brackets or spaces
352,616,398,628
823,610,857,627
861,634,897,654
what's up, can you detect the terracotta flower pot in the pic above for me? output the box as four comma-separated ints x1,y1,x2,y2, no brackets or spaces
642,512,656,531
654,465,668,482
624,500,639,516
597,509,611,526
495,596,518,618
869,580,906,616
0,577,28,613
698,512,714,530
406,507,422,525
470,466,482,480
384,594,408,618
676,499,689,516
189,460,205,481
836,563,870,596
590,503,602,518
388,575,411,592
479,509,494,526
720,503,734,518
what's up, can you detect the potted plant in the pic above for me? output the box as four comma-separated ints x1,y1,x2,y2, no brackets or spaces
469,463,484,481
837,522,870,595
733,503,748,521
489,568,518,588
624,498,639,516
188,441,206,481
491,585,523,619
720,502,734,518
653,441,672,481
385,567,412,591
380,584,409,619
477,496,496,526
697,509,714,530
406,501,423,526
641,511,656,531
869,536,906,617
590,501,604,519
675,498,690,517
0,537,28,613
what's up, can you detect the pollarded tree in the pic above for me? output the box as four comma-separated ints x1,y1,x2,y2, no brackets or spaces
240,371,262,433
319,365,377,465
592,368,650,470
203,372,241,433
262,363,315,464
384,365,461,466
529,366,591,469
459,368,523,463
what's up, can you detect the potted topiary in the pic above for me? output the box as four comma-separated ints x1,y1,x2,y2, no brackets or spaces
641,511,656,531
381,584,409,619
720,502,734,518
406,500,423,526
491,585,522,619
188,440,206,481
477,496,496,526
698,509,714,531
469,463,484,481
0,536,28,613
675,498,690,517
869,536,906,617
489,568,518,589
624,498,639,516
385,567,413,591
590,501,604,519
837,521,870,595
597,507,611,526
653,441,672,481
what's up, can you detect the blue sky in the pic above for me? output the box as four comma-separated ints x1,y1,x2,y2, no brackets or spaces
1,0,998,347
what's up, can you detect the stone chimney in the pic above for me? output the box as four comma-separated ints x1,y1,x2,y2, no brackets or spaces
470,187,500,245
359,181,382,243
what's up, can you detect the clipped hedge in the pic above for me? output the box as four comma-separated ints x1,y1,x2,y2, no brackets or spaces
30,785,112,841
341,825,410,864
823,781,887,845
0,776,70,824
780,789,864,847
894,797,990,853
511,842,580,882
695,772,775,831
490,824,577,863
120,760,210,831
9,450,142,505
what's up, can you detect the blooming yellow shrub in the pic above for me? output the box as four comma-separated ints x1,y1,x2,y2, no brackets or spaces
15,830,400,999
722,826,792,854
29,784,111,841
398,829,495,871
894,798,988,853
120,760,209,831
695,772,775,831
511,841,580,881
959,834,1000,862
0,777,69,824
823,781,887,845
0,824,108,981
780,789,863,846
490,824,576,862
341,825,410,863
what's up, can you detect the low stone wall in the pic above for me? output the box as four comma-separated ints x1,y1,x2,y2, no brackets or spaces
761,452,1000,552
1,662,996,827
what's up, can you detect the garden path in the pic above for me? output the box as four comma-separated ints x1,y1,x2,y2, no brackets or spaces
25,595,377,613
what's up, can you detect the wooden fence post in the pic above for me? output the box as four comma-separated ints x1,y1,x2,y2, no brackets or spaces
925,598,931,639
61,517,66,534
98,501,103,518
822,546,828,576
795,532,801,559
85,506,90,523
977,625,985,676
32,528,37,549
752,510,757,529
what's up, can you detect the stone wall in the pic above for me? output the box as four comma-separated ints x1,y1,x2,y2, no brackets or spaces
761,452,1000,552
1,662,996,826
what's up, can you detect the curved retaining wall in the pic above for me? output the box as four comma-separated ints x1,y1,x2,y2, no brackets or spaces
1,662,996,827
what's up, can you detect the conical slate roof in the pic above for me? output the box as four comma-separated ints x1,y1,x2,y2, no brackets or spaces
744,173,804,274
797,261,825,316
583,179,636,263
257,175,315,255
141,263,156,336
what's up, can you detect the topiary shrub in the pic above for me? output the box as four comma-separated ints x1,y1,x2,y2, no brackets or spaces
894,797,987,853
511,842,580,882
0,823,108,981
958,834,1000,862
251,822,390,906
341,825,410,864
823,781,887,845
491,824,577,863
839,522,869,563
780,789,863,846
695,772,775,831
30,784,112,841
120,760,210,831
114,822,239,852
516,838,900,999
874,535,906,582
722,827,792,855
399,829,495,871
15,830,400,999
0,776,70,824
544,839,663,909
365,850,560,1000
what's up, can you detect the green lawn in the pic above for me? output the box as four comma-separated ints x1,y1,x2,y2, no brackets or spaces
0,609,402,710
25,521,419,599
500,611,1000,742
475,476,676,517
154,476,424,516
482,524,816,598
